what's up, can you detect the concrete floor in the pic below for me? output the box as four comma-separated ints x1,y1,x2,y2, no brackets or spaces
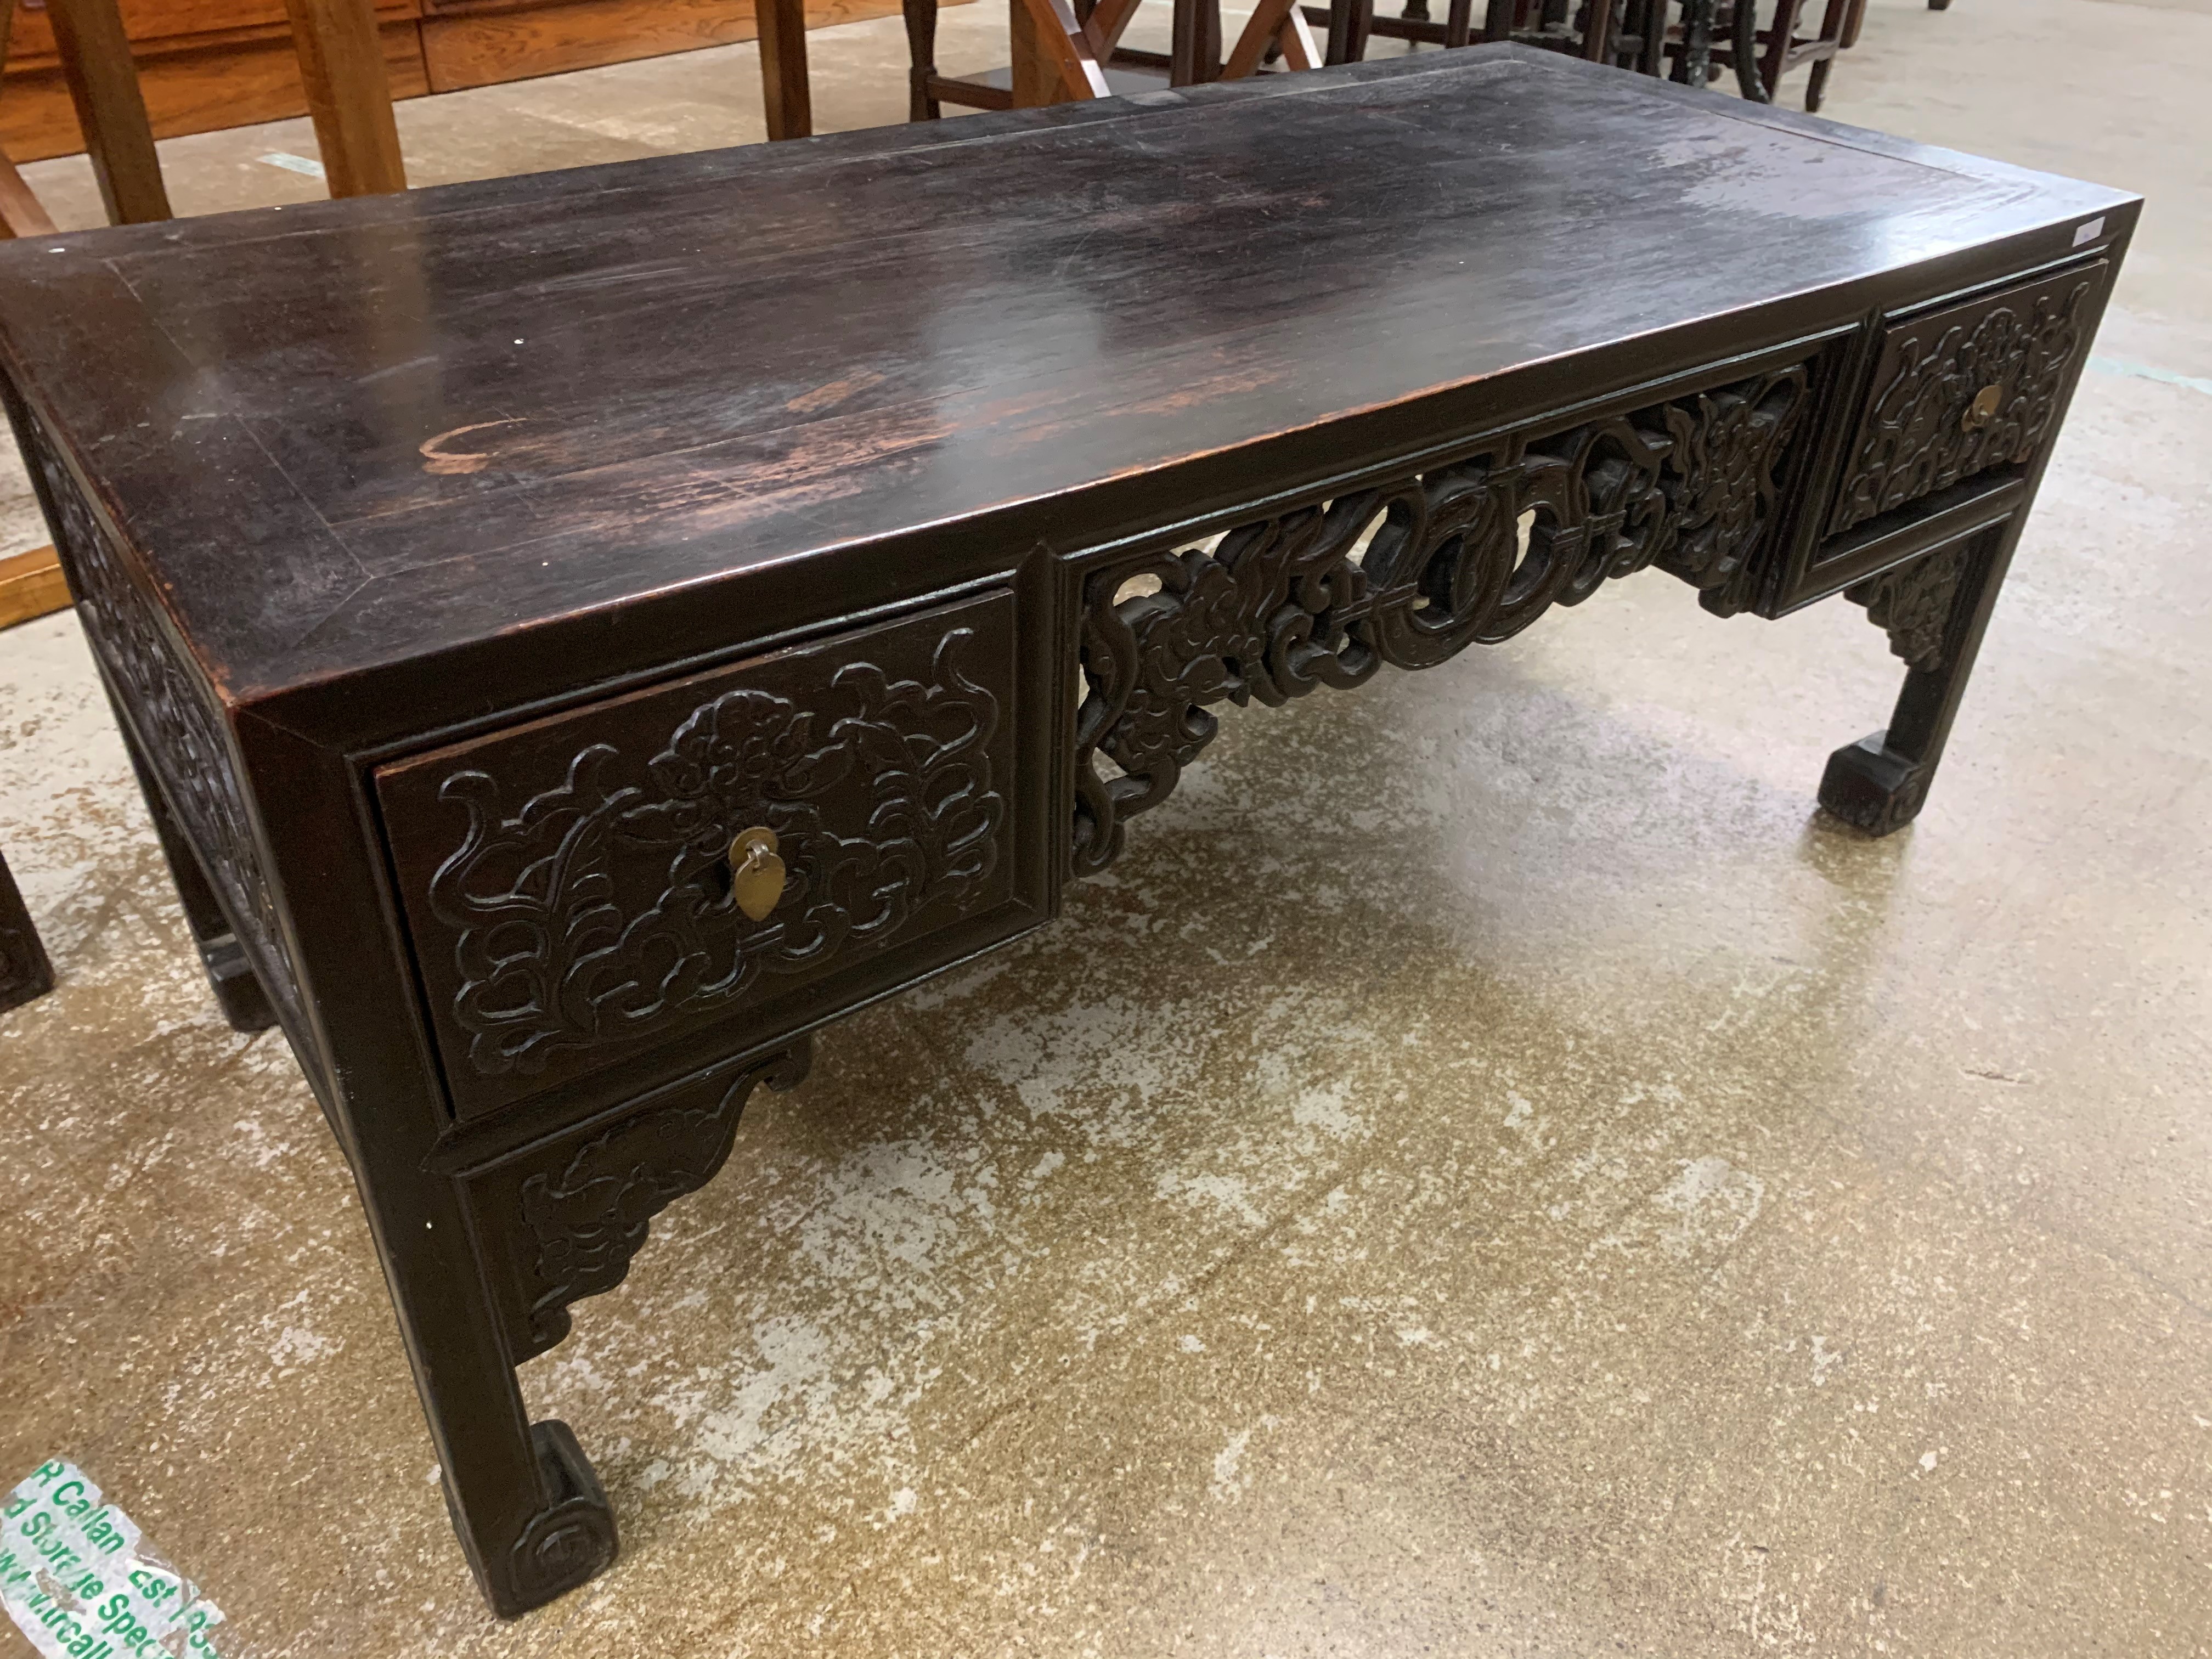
4,1,2211,1654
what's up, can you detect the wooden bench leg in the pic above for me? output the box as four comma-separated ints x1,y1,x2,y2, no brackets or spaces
757,0,813,139
47,0,171,224
280,0,406,196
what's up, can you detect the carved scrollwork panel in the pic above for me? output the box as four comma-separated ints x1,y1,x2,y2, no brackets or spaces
379,592,1015,1114
20,415,300,1028
1071,365,1811,875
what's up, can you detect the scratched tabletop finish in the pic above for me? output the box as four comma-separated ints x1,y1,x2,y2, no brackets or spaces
0,48,2121,701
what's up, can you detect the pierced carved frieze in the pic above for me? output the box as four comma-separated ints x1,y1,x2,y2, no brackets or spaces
21,417,300,1029
1831,272,2097,536
1071,365,1810,874
499,1039,812,1357
1845,543,1973,675
402,613,1007,1091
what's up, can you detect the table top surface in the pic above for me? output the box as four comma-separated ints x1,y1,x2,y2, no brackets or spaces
0,47,2135,704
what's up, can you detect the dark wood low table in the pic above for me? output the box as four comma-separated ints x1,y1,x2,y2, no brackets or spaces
0,48,2133,1615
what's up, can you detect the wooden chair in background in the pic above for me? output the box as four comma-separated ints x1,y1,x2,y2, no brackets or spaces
1674,0,1850,109
1341,0,1647,68
904,0,1317,119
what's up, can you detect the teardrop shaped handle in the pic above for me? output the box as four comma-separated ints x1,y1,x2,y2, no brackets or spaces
727,827,787,922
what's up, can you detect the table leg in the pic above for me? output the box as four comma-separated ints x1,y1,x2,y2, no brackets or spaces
46,0,171,224
1820,523,2015,836
280,0,406,196
101,668,279,1032
0,844,53,1015
757,0,813,139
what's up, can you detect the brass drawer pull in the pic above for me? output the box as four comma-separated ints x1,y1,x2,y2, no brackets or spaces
728,826,787,921
1962,383,2003,432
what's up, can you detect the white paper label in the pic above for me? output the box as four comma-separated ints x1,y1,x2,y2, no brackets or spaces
2073,217,2106,247
1,1462,227,1659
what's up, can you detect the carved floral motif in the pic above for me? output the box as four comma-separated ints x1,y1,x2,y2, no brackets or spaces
1071,366,1810,873
427,628,1002,1078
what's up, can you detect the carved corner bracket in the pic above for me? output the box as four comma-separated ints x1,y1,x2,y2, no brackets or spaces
1845,543,1973,674
1070,364,1811,874
471,1038,815,1362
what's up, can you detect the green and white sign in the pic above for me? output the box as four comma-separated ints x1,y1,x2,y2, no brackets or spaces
0,1462,225,1659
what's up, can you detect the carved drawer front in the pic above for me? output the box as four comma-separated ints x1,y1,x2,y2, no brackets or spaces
1828,261,2104,539
377,590,1023,1119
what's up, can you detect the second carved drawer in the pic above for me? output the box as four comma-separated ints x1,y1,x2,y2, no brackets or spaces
377,589,1030,1119
1827,259,2105,539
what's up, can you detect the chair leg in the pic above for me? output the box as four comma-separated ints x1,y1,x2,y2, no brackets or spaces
1324,0,1374,62
279,0,407,194
1579,0,1615,58
1170,0,1222,83
1635,0,1664,72
1012,0,1109,100
755,0,812,139
0,150,57,238
1444,0,1473,46
46,0,171,224
1802,0,1844,108
1805,50,1833,107
902,0,941,118
1730,0,1767,98
1759,0,1802,96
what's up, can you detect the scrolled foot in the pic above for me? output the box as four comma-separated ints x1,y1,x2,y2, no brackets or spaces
467,1421,619,1617
1818,731,1929,836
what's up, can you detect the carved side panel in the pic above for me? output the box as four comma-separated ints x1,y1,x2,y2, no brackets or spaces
1844,543,1974,674
1071,365,1811,874
0,847,55,1013
379,590,1020,1116
465,1039,812,1362
1830,267,2101,536
19,414,300,1028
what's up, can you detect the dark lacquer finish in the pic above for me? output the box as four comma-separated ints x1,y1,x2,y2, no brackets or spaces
0,845,53,1013
0,48,2135,1615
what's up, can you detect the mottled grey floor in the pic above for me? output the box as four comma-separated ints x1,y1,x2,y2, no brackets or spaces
3,1,2211,1655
